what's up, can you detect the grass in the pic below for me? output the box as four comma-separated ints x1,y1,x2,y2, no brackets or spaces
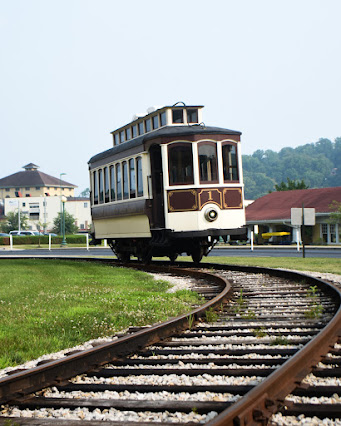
0,259,202,369
200,256,341,276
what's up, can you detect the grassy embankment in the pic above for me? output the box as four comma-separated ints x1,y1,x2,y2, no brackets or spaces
0,259,201,369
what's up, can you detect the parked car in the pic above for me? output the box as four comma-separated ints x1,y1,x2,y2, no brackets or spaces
0,233,9,237
9,230,38,236
44,233,57,236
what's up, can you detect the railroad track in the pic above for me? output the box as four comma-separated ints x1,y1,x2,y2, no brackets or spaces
0,258,340,424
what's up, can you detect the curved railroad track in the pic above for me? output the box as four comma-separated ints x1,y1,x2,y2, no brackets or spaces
0,257,340,425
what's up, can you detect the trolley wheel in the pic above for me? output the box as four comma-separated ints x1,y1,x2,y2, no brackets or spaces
191,247,204,264
116,252,130,263
169,253,178,264
137,248,152,264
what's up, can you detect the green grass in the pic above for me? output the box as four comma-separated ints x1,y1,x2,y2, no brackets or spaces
0,259,201,369
197,256,341,276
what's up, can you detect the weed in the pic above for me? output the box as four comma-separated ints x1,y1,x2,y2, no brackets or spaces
187,313,195,330
205,307,219,323
253,327,267,338
305,285,324,319
192,406,198,414
270,335,289,346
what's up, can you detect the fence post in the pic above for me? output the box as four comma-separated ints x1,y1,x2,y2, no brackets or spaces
10,235,13,251
49,234,52,251
86,233,89,251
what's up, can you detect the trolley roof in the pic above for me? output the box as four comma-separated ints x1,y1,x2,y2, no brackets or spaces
88,124,242,167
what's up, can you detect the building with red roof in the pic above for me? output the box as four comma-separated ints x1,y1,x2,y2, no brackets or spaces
245,187,341,244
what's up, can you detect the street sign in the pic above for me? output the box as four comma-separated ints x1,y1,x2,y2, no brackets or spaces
291,208,316,226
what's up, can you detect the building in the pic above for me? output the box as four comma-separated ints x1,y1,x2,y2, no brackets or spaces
0,163,76,199
245,187,341,244
0,164,91,232
4,196,91,233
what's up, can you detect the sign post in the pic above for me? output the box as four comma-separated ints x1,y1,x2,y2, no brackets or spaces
291,207,315,258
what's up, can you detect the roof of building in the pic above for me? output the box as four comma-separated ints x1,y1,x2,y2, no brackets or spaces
89,125,241,165
0,165,76,188
246,187,341,222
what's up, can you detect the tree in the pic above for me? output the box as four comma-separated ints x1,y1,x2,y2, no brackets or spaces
80,188,90,197
275,178,309,191
328,201,341,224
0,211,29,233
52,211,78,235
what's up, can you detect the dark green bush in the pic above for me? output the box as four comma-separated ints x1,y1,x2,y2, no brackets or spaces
0,235,88,245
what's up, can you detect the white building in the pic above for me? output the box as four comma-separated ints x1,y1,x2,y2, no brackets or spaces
4,196,91,233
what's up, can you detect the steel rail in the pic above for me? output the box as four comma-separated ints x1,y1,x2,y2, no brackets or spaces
206,272,341,425
0,262,232,404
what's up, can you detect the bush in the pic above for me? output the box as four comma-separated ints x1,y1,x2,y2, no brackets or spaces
0,235,88,245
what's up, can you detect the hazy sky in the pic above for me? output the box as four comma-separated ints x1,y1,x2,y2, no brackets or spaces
1,0,340,194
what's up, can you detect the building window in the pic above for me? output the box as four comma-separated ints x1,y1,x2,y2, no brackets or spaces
5,189,10,192
114,133,119,146
110,165,116,201
84,202,88,208
330,224,336,243
172,109,183,123
120,130,125,143
198,142,218,183
25,187,30,190
187,109,198,123
168,143,194,185
222,143,239,182
35,187,40,190
126,127,131,140
23,202,26,207
136,156,143,197
321,223,329,243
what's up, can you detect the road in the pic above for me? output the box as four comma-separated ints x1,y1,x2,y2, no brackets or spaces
0,246,340,258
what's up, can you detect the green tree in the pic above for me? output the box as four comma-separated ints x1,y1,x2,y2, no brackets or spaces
80,188,90,197
328,201,341,224
52,212,78,235
275,178,309,191
0,211,29,233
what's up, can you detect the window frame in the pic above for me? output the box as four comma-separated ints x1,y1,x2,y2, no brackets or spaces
168,142,194,186
222,142,240,183
197,141,219,184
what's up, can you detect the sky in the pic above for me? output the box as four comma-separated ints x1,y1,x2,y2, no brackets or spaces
1,0,340,194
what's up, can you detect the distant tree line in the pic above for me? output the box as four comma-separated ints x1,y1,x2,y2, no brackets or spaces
243,137,341,199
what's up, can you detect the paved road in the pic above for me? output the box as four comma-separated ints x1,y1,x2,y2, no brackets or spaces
0,246,340,258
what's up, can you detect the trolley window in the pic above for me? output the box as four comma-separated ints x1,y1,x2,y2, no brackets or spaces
222,143,239,182
110,165,116,201
116,164,122,200
152,115,159,129
138,121,144,135
168,143,194,185
93,170,98,205
136,156,143,197
187,108,198,123
198,142,218,183
132,124,138,138
172,109,183,123
129,158,136,198
160,111,166,126
104,166,110,203
123,161,129,200
98,169,104,203
145,118,151,132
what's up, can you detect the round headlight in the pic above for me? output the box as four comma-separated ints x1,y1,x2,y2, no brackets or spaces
204,208,218,222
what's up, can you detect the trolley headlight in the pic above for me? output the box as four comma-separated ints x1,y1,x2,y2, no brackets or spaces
204,208,218,222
